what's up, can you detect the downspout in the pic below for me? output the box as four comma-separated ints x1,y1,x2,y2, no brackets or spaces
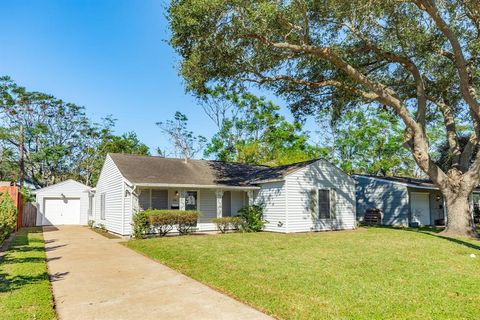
285,179,289,233
125,181,137,237
122,181,125,236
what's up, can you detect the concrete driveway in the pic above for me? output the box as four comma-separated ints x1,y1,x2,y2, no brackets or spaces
43,226,271,320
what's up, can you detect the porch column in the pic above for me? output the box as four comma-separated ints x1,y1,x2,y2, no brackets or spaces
247,190,254,206
179,190,186,210
216,190,223,218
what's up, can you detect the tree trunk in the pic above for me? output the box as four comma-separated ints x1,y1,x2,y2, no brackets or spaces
441,188,478,238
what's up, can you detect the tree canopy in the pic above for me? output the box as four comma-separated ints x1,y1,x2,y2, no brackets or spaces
202,87,325,165
0,76,149,186
169,0,480,236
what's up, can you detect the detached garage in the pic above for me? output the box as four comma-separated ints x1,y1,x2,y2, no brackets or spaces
35,179,91,226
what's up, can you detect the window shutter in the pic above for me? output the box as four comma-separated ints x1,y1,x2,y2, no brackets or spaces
310,189,317,216
330,188,337,219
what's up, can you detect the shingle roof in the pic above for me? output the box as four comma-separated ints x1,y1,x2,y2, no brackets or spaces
354,174,437,188
109,153,320,187
357,174,480,192
249,159,320,183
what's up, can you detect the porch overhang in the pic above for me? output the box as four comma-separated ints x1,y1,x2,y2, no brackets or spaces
133,182,260,190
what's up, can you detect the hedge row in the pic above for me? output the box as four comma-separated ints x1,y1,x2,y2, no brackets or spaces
0,191,17,244
132,209,201,238
212,217,242,233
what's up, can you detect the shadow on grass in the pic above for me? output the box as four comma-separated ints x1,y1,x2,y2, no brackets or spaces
421,233,480,251
0,227,69,294
0,271,51,293
364,225,480,251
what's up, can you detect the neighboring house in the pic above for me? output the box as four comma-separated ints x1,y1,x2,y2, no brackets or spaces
35,179,91,226
354,174,480,227
91,153,356,236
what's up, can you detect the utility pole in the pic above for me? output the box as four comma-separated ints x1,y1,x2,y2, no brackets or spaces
19,124,25,188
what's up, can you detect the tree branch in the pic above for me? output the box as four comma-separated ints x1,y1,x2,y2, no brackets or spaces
245,74,380,100
240,33,448,187
343,21,428,129
415,0,480,127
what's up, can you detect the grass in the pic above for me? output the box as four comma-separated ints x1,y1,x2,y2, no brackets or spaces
0,228,56,320
126,227,480,320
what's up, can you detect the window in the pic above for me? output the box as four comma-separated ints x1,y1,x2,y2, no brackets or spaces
100,193,106,220
318,189,331,219
185,191,198,210
312,189,336,219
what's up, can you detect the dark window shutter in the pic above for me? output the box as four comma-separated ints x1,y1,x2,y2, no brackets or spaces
310,189,317,216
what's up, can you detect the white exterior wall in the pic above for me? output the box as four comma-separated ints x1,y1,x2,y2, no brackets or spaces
35,180,91,226
255,181,287,232
124,190,132,235
197,189,217,231
230,191,245,215
284,160,356,232
94,155,127,235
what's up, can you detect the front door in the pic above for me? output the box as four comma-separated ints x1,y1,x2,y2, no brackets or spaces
410,192,431,226
185,191,198,210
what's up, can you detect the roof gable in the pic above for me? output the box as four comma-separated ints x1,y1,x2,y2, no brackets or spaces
35,179,91,193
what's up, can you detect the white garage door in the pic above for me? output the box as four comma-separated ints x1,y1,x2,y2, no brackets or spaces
44,198,81,225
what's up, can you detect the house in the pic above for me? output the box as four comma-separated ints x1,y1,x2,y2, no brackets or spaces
91,153,356,236
35,179,91,226
354,174,480,227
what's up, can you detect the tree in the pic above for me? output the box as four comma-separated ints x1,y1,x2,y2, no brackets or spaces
0,144,18,182
329,106,418,176
73,122,150,186
169,0,480,237
0,76,92,186
202,87,325,165
156,112,207,160
0,77,150,187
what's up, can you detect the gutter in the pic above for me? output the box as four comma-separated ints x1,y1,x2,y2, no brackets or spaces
132,183,260,190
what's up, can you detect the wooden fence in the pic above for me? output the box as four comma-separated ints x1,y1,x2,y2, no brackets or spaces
22,202,37,227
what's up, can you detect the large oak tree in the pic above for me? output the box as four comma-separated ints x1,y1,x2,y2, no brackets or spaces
169,0,480,237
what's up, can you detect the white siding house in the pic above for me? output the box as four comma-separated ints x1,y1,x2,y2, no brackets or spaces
283,160,356,232
35,179,91,226
93,155,128,235
93,154,356,236
256,181,287,232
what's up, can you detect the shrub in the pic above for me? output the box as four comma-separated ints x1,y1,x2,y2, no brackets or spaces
88,220,95,228
212,216,243,233
147,210,177,236
145,210,200,236
238,205,266,232
132,211,150,239
230,216,242,230
0,191,17,244
176,211,200,235
212,217,230,233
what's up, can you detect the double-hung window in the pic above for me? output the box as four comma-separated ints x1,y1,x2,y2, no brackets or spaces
311,188,336,219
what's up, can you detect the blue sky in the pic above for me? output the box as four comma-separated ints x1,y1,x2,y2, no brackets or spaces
0,0,320,155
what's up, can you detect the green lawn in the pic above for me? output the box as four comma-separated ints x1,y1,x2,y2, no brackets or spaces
126,227,480,320
0,228,56,320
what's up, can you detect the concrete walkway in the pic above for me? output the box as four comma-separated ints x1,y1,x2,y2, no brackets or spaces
43,226,271,320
